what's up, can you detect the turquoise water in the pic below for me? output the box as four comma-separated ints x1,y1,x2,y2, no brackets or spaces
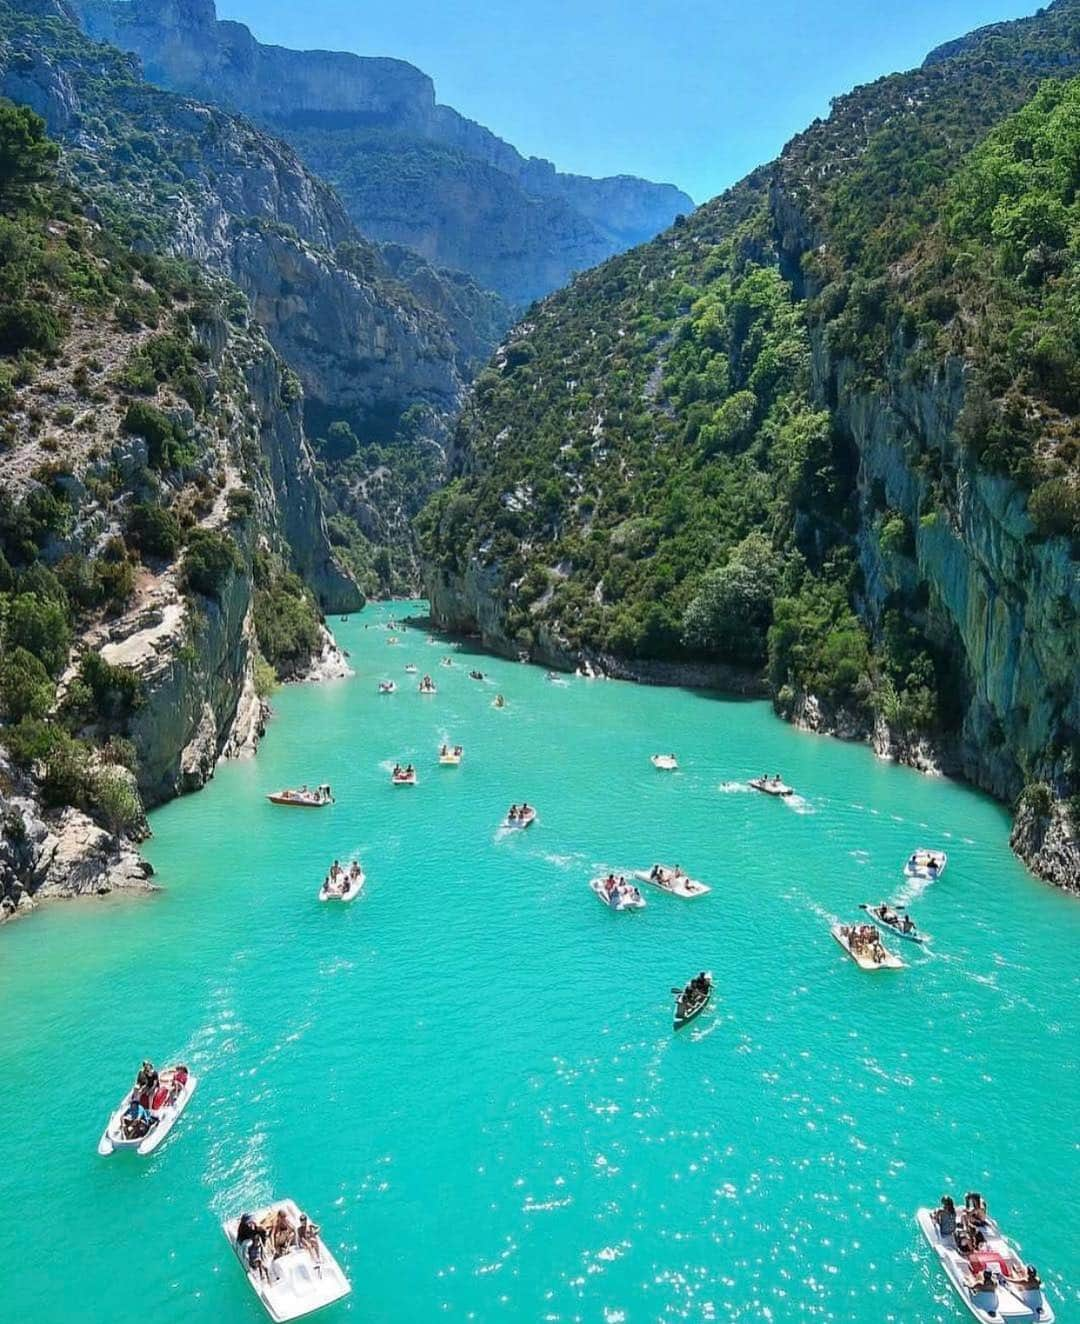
3,599,1078,1323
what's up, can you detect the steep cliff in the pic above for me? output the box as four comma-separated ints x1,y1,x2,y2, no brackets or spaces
419,1,1080,889
0,107,357,920
70,0,693,307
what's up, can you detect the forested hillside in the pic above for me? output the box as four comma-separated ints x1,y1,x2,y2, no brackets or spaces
420,0,1080,888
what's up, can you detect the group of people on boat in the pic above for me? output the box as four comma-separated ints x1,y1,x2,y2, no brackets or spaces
506,802,533,822
600,873,642,905
275,784,333,806
870,903,916,934
840,922,890,966
419,675,436,692
650,864,684,883
324,860,362,896
440,744,463,758
236,1208,322,1281
469,670,485,681
932,1193,1042,1295
493,694,505,708
392,763,415,781
120,1061,189,1139
908,849,943,877
682,971,710,1003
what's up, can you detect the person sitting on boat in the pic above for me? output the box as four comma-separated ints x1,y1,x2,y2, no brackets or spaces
121,1098,152,1138
266,1207,297,1258
932,1195,958,1239
393,764,402,777
246,1230,271,1283
604,874,617,896
297,1213,321,1265
236,1213,265,1247
454,745,462,756
964,1192,991,1227
405,764,414,775
167,1064,189,1102
954,1222,975,1255
650,865,663,882
521,802,531,816
507,805,518,821
1016,1265,1042,1291
967,1267,997,1296
899,913,915,933
135,1060,158,1095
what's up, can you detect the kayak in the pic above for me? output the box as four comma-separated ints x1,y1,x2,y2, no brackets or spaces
589,876,646,911
651,754,678,770
860,902,926,943
502,807,536,829
905,848,948,879
319,866,364,902
223,1198,351,1322
98,1066,197,1156
748,776,793,797
832,923,905,970
673,973,713,1030
633,866,710,898
915,1207,1055,1322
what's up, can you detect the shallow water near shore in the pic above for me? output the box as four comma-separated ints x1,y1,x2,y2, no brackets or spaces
3,599,1078,1323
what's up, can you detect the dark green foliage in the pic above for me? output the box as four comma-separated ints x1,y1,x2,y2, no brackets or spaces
3,592,71,676
0,100,58,195
1028,478,1080,539
682,533,780,665
74,652,143,722
0,301,61,356
125,501,182,559
122,401,196,472
182,528,242,600
0,645,54,720
253,553,323,678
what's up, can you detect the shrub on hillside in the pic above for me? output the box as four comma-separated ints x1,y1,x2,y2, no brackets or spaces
0,645,54,720
125,501,182,559
181,528,241,600
1028,478,1080,539
3,592,71,676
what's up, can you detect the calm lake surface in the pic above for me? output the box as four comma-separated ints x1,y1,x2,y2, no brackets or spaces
3,600,1077,1323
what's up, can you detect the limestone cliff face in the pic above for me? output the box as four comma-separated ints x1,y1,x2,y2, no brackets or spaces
71,0,693,307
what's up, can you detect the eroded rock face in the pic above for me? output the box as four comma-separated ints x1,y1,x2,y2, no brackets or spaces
71,0,693,307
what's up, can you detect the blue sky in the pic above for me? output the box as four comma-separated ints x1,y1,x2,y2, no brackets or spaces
217,0,1039,203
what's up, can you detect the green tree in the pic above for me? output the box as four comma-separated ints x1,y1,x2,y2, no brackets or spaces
0,645,54,720
0,102,59,195
682,533,780,664
4,593,71,676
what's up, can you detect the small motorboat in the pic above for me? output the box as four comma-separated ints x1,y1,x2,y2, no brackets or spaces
860,902,926,943
651,754,678,771
223,1198,351,1321
916,1204,1055,1322
404,664,418,674
634,865,710,898
438,745,463,766
378,680,396,694
502,805,536,829
904,848,947,880
672,973,713,1030
748,775,793,797
418,677,437,694
492,695,506,708
391,766,417,786
98,1064,197,1156
319,863,365,902
590,875,646,911
469,670,485,681
831,922,905,970
267,784,333,808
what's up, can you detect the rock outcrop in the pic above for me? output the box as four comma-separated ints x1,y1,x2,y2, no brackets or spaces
71,0,693,307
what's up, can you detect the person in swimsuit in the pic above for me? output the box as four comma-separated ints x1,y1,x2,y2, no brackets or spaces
932,1195,958,1239
267,1208,296,1258
298,1213,321,1265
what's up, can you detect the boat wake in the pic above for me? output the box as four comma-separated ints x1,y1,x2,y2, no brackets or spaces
717,780,750,794
892,874,936,908
783,794,814,814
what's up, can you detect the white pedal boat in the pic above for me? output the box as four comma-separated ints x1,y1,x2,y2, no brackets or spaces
418,682,437,695
404,664,418,674
633,865,710,898
905,848,947,879
916,1207,1054,1322
223,1198,350,1322
378,681,396,694
98,1065,197,1156
590,876,646,910
438,746,463,766
860,902,926,943
391,768,417,786
319,866,364,902
650,754,678,770
387,636,399,645
832,923,904,970
502,806,536,829
749,775,792,797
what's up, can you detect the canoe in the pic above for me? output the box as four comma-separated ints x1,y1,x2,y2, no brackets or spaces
831,923,905,970
860,902,926,943
589,876,646,911
502,807,536,829
673,974,713,1030
651,754,678,770
633,866,710,898
748,777,793,797
223,1198,351,1322
915,1207,1054,1322
98,1066,197,1156
319,867,364,902
904,848,948,879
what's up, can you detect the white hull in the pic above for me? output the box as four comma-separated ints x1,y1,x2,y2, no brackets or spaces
224,1198,350,1322
502,808,536,829
633,867,710,898
916,1208,1054,1322
378,683,396,694
392,773,417,786
905,849,947,879
439,751,463,765
860,903,925,943
319,869,364,902
831,924,904,970
98,1071,198,1156
589,876,646,910
418,686,437,695
749,778,793,797
650,755,678,770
